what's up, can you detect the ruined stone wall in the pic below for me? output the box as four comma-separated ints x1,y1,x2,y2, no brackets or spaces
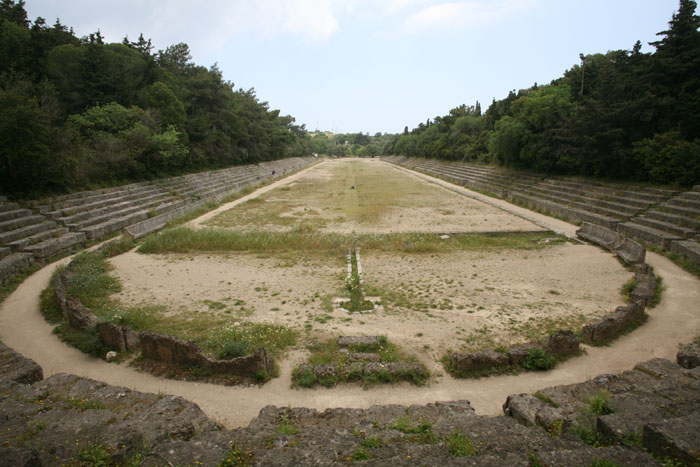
54,257,274,380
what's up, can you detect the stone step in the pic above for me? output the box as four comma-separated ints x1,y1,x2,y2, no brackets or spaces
0,246,9,260
23,232,87,259
80,210,150,241
632,216,697,238
679,191,700,201
0,215,45,234
66,194,172,230
55,185,166,218
0,208,32,223
645,210,700,230
667,196,700,210
658,202,700,218
617,221,682,249
6,227,69,251
510,192,620,228
0,201,20,213
0,220,58,245
0,252,34,282
669,239,700,267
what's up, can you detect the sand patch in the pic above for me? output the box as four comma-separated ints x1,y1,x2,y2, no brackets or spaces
109,241,631,370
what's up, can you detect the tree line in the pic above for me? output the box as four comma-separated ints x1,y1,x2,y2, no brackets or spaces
390,0,700,186
0,0,310,199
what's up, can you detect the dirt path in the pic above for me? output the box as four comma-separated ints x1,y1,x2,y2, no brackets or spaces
1,161,699,429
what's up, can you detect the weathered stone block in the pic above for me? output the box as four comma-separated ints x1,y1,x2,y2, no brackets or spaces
0,341,43,385
615,238,646,265
677,343,700,369
576,222,623,251
337,335,381,347
450,350,509,373
98,322,127,352
546,330,579,357
503,393,544,426
643,415,700,465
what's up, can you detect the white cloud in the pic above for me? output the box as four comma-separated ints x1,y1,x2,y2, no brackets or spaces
402,0,538,33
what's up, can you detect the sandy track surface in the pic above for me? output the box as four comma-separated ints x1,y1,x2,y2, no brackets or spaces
1,161,699,429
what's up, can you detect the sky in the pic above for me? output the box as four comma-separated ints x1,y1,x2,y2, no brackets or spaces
25,0,681,135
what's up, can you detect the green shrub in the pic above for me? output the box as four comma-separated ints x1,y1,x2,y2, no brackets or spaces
587,391,613,416
521,348,557,371
292,366,317,388
447,430,476,457
216,341,250,360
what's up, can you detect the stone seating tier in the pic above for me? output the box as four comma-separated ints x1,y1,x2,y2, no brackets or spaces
0,208,32,223
546,178,675,203
0,215,46,234
539,180,659,209
527,185,642,217
24,232,86,259
669,240,700,265
510,191,621,228
657,202,700,218
6,227,69,251
65,193,172,231
645,210,700,230
632,216,697,238
0,220,58,245
617,222,682,250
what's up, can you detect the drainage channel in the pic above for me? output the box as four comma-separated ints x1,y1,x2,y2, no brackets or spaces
334,248,381,314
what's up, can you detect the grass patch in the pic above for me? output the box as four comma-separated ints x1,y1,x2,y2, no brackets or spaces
446,429,477,457
533,391,559,408
100,235,136,257
621,277,637,301
42,252,297,363
165,200,220,227
63,251,120,310
292,336,428,388
649,276,664,308
138,228,564,256
586,391,613,416
219,442,254,466
387,414,437,444
521,348,557,371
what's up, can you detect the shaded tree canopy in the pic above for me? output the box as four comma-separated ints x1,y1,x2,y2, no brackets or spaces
0,1,310,198
391,0,700,186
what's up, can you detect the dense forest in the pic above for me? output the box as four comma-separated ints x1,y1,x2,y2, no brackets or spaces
391,0,700,186
0,0,310,198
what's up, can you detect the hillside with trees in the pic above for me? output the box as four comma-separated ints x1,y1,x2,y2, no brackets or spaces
391,0,700,186
0,0,309,198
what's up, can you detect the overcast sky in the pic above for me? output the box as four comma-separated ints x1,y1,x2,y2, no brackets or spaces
25,0,681,134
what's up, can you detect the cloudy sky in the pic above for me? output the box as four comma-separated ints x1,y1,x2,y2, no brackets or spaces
26,0,680,134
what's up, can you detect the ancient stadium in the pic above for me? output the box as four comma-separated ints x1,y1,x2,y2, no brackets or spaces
1,157,699,465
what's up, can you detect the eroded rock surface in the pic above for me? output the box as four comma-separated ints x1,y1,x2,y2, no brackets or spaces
2,340,698,465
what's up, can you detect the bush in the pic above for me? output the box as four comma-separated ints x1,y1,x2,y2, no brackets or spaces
216,341,249,360
292,366,317,388
521,348,557,371
587,391,613,416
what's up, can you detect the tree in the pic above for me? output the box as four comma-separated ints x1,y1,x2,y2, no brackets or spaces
650,0,700,138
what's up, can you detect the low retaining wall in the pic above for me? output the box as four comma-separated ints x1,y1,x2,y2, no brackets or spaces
449,330,580,375
54,257,274,380
581,300,645,343
139,331,273,377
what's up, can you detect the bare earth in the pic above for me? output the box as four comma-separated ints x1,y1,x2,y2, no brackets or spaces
1,159,699,430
